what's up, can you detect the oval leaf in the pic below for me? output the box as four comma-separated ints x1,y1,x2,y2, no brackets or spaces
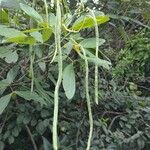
0,26,25,38
6,65,20,83
87,57,111,70
80,38,105,49
41,27,52,42
63,64,76,99
0,79,10,90
5,50,18,63
38,62,46,72
20,3,43,22
0,94,11,115
15,91,47,105
6,36,36,45
71,13,109,31
0,46,12,59
30,31,43,43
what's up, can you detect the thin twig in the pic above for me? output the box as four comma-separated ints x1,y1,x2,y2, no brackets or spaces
108,115,122,130
25,125,38,150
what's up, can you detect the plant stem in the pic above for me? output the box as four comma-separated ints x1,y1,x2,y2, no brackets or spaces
88,8,100,104
52,0,62,150
80,46,93,150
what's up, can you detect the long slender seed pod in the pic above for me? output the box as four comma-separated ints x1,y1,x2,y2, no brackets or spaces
52,0,62,150
80,46,93,150
88,8,100,104
29,46,35,93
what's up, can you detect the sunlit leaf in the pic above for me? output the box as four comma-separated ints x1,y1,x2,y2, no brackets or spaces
71,12,109,31
6,36,36,45
13,15,20,26
41,27,52,42
0,9,9,23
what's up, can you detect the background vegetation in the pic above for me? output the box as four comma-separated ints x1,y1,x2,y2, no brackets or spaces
0,0,150,150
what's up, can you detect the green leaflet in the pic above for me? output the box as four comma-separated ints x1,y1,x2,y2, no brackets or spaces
0,90,46,115
0,25,38,45
38,62,46,72
0,79,10,90
30,31,43,43
79,50,111,70
6,65,20,83
0,26,25,38
0,9,9,23
23,27,52,42
0,66,19,95
15,91,47,105
20,3,43,22
41,28,52,42
0,65,19,95
0,46,11,59
87,57,111,70
5,50,18,63
0,94,12,115
71,12,109,31
0,47,18,63
80,38,106,49
6,36,36,45
48,13,56,30
63,64,76,99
